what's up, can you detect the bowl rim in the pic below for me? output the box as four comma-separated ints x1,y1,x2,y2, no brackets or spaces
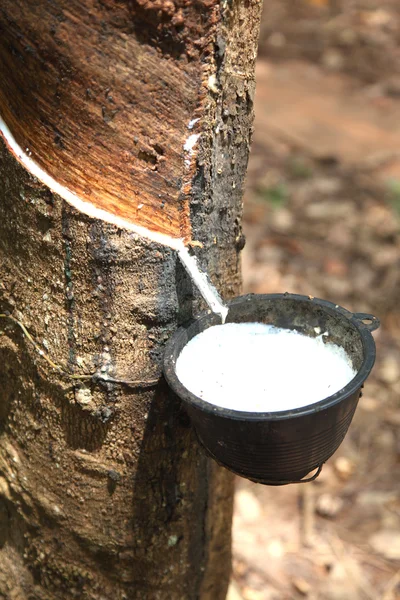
163,293,378,421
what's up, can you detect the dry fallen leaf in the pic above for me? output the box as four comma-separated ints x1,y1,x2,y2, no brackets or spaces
369,530,400,560
292,577,311,596
235,489,262,524
242,588,265,600
267,539,285,559
360,9,392,28
334,457,355,480
227,581,245,600
316,494,344,519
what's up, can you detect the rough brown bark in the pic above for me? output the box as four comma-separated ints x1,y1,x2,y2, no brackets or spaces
0,1,262,599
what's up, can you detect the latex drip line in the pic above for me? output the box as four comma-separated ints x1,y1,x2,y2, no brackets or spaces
176,243,228,323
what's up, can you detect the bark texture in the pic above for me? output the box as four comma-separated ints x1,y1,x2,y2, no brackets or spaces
0,1,262,598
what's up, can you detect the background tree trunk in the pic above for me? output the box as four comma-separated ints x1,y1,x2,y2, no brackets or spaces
0,1,262,598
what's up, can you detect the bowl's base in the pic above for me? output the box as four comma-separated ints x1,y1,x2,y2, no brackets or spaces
199,437,324,486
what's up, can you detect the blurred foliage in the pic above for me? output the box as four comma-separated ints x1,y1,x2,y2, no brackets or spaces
287,156,314,180
257,182,289,208
386,179,400,216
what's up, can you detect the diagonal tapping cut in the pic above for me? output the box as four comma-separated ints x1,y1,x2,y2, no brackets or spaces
0,116,228,321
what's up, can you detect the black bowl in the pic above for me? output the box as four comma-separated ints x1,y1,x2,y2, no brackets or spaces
163,294,379,485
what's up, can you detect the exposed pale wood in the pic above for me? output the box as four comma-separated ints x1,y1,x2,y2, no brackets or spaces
0,0,220,240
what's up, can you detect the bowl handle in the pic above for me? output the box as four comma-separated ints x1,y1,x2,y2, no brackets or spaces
351,312,380,332
250,464,324,486
296,463,323,483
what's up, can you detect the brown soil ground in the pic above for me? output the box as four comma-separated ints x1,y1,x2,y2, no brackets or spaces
230,3,400,599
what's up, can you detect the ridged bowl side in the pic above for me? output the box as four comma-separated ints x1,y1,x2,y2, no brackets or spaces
188,391,359,484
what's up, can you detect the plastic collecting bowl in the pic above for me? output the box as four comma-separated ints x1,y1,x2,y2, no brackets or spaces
163,293,379,485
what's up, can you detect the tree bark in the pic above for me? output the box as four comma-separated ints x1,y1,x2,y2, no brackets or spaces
0,1,262,599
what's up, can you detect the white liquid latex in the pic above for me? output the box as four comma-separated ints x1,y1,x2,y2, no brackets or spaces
176,323,357,412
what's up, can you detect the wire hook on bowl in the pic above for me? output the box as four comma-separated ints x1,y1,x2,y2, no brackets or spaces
351,313,380,332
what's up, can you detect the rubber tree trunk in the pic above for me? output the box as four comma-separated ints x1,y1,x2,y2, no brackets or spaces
0,1,262,599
